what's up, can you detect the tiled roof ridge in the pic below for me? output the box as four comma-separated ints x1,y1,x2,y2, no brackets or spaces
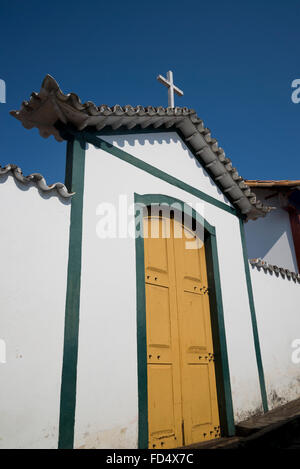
0,163,74,199
10,74,273,220
250,258,300,283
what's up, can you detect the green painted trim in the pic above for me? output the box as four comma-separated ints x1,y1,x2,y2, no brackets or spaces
134,193,216,236
205,234,235,435
134,193,235,447
134,194,149,449
58,138,86,449
64,139,74,191
239,218,268,413
69,129,239,218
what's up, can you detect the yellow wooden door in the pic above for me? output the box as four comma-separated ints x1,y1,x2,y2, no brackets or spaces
144,214,220,449
173,222,221,445
144,216,183,449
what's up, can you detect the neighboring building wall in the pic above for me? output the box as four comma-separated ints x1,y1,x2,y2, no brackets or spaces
0,175,71,449
250,264,300,409
74,133,263,449
245,188,298,272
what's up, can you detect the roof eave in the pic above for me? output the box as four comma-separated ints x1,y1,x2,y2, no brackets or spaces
10,74,272,220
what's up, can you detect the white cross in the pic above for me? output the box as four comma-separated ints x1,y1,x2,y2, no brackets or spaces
157,70,184,108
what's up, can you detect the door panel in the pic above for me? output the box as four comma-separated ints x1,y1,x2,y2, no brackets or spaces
144,215,220,448
146,284,172,360
173,221,220,445
182,291,208,357
147,365,178,449
144,217,182,449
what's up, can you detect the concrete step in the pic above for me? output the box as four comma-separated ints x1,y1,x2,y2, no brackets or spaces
236,397,300,437
180,397,300,449
179,437,241,449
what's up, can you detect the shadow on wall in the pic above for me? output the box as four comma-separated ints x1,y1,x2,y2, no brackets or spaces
110,133,178,149
0,173,72,206
104,132,227,202
245,208,298,273
0,173,72,205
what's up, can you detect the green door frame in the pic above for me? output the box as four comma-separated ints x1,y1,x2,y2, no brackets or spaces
134,193,235,449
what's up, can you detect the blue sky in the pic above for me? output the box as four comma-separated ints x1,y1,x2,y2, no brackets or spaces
0,0,299,184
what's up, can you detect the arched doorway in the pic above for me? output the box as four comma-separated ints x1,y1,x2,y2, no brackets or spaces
134,194,235,449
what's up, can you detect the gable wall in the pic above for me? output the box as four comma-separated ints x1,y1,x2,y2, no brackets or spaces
101,131,233,207
73,136,262,449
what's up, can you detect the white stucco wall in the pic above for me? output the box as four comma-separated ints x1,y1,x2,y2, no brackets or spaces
250,265,300,409
0,175,71,449
102,131,232,208
74,133,263,449
245,189,298,273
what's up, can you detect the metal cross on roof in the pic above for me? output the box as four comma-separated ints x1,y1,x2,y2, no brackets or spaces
157,70,184,108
